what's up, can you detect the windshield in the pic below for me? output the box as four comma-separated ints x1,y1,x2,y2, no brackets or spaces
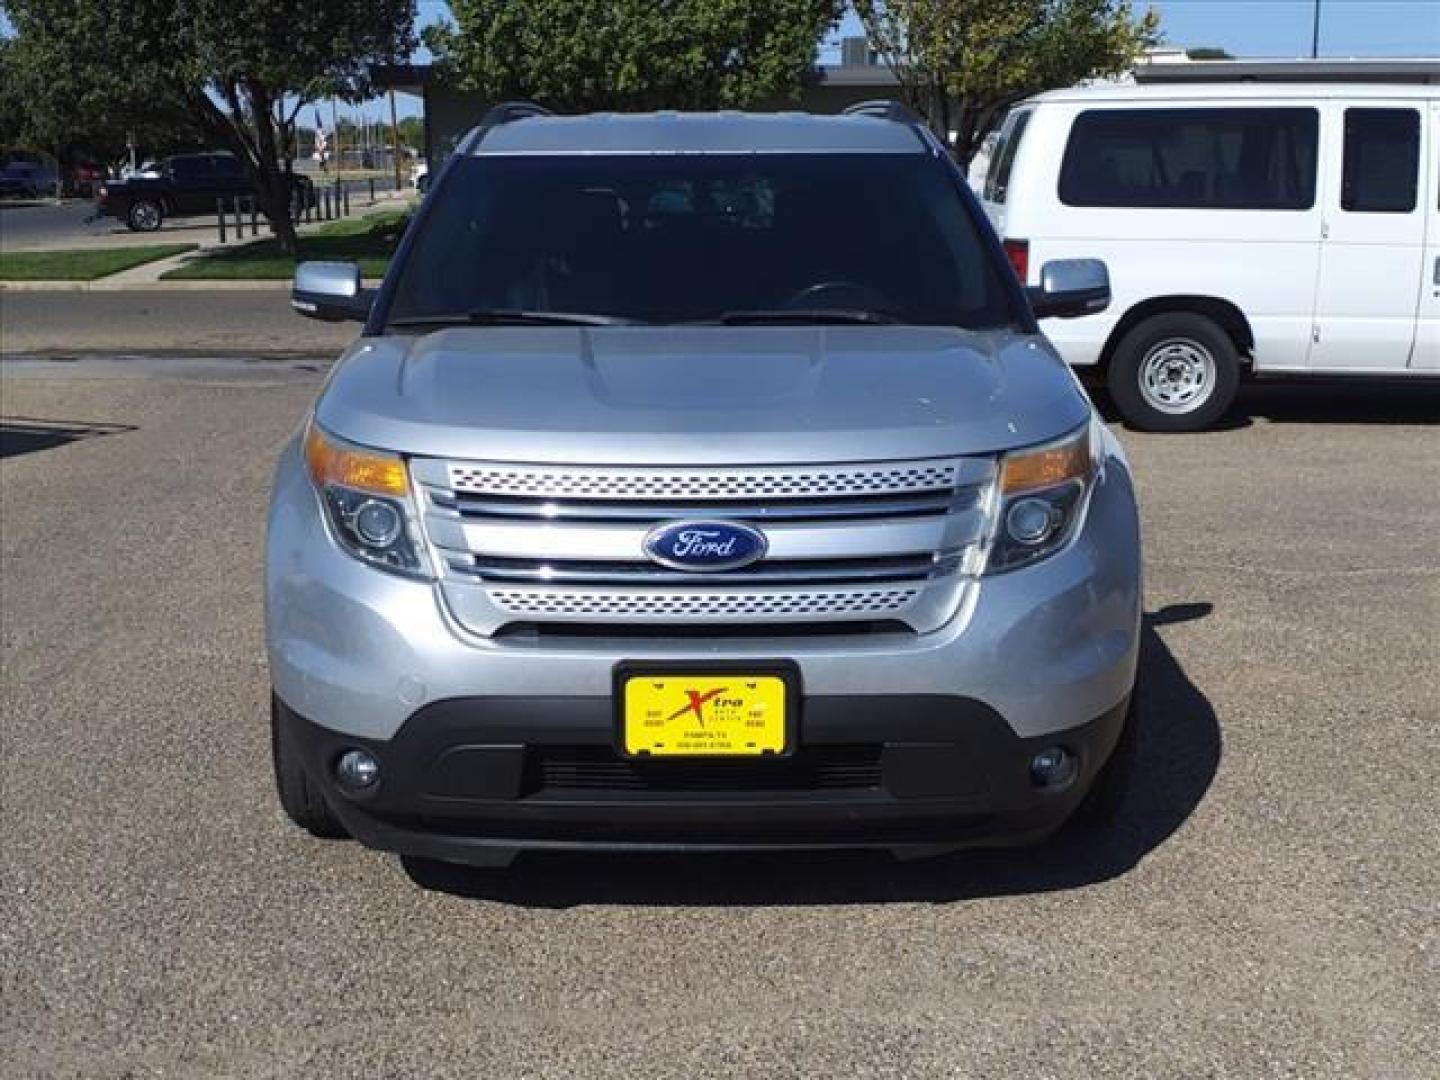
385,153,1013,329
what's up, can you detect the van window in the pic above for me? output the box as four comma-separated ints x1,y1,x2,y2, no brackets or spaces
1341,109,1419,214
984,110,1031,204
1059,108,1318,210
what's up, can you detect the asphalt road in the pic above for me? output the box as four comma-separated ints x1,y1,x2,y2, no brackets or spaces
0,199,222,252
2,357,1437,1077
0,175,404,252
1,291,357,355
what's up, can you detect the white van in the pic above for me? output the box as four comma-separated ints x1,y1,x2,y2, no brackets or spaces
984,82,1439,430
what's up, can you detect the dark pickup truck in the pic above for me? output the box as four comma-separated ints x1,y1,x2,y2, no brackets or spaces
96,152,312,231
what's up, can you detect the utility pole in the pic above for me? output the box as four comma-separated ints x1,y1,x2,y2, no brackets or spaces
389,89,403,191
1311,0,1322,59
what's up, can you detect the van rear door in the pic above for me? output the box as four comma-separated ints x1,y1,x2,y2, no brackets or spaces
1309,102,1427,371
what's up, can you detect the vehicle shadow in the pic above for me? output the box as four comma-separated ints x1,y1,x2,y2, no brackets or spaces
0,416,136,459
1091,379,1439,431
403,603,1220,908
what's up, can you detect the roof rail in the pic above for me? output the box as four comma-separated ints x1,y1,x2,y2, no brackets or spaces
479,101,556,126
459,101,556,153
843,100,926,126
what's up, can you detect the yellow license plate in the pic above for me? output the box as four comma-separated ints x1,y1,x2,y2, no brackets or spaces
621,673,788,757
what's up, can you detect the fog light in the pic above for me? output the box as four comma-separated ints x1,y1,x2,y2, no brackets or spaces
335,748,380,791
1006,497,1058,545
354,499,403,547
1029,746,1077,789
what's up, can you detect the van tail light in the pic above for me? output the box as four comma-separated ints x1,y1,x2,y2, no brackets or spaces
1003,239,1030,283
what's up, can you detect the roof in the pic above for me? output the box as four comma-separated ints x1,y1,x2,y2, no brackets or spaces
1028,80,1440,105
1134,57,1440,85
468,111,928,155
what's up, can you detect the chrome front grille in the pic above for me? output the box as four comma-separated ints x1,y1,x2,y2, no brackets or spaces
445,462,964,501
411,456,996,636
487,586,924,620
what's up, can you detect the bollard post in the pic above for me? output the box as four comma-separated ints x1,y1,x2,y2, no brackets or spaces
342,182,350,216
324,188,333,220
217,198,227,243
249,196,258,237
368,176,375,203
232,197,242,238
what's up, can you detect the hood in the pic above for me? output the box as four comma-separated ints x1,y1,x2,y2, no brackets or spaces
314,325,1091,465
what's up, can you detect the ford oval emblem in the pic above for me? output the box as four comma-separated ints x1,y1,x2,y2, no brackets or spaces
642,520,768,572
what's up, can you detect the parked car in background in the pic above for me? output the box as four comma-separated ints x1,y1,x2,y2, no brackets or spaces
0,161,57,198
409,159,429,193
270,103,1141,872
96,151,313,231
67,164,104,198
984,82,1440,430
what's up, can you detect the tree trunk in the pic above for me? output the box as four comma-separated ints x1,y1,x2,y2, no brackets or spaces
189,82,300,254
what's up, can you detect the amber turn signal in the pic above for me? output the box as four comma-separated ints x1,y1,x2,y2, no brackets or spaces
1000,423,1093,495
303,422,409,498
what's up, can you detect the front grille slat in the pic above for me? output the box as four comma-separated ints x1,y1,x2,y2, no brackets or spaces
432,491,968,522
449,553,950,587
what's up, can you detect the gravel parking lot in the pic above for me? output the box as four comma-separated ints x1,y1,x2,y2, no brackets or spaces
2,356,1437,1078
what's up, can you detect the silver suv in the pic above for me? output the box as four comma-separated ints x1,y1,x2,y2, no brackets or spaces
269,102,1142,869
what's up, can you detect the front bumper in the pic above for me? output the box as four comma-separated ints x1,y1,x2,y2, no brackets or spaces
265,429,1142,859
276,692,1129,863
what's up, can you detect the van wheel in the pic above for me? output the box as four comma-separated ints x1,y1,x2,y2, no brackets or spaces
1107,313,1239,432
271,694,348,839
126,199,163,232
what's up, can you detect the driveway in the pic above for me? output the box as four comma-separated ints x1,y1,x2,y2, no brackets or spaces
1,358,1436,1077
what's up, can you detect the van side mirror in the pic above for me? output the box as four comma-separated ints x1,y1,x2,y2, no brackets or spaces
1027,259,1110,320
291,261,373,323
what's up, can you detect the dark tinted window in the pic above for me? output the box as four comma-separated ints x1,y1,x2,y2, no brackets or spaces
211,155,244,178
1059,108,1318,210
1341,108,1419,213
168,156,211,179
984,109,1032,204
388,154,1013,328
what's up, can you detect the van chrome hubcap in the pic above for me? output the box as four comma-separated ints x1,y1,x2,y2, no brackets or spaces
1139,339,1214,413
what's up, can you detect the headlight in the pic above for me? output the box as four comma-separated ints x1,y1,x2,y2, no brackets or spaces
986,418,1100,573
303,421,431,578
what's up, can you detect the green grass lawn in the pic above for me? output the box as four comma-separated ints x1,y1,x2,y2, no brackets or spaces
160,210,407,281
0,244,197,281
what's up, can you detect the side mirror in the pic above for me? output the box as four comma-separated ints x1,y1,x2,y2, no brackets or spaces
1027,259,1110,320
291,261,373,323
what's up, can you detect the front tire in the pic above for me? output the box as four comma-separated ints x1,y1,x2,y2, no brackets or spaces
271,694,348,839
1107,312,1240,432
126,198,163,232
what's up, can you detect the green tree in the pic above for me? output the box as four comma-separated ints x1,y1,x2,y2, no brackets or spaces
2,1,415,250
855,0,1161,162
428,0,844,111
0,28,201,171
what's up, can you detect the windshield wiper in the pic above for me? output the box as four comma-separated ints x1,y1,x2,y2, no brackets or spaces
709,308,899,326
388,309,640,329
